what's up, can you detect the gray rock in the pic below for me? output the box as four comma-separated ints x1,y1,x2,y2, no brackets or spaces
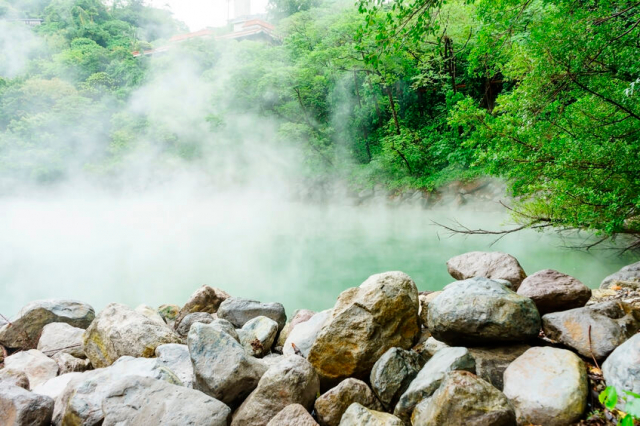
0,300,94,350
267,404,318,426
414,337,449,359
238,316,279,357
188,322,267,407
601,261,640,290
467,345,530,391
394,346,475,423
370,347,422,411
209,318,240,342
31,373,82,401
411,371,516,426
55,356,182,425
155,343,194,388
276,309,316,348
231,355,320,426
339,403,403,426
517,269,591,315
37,322,85,358
427,278,541,345
175,312,215,337
542,301,639,360
52,352,91,374
262,353,285,367
447,252,527,289
135,304,168,326
0,369,29,389
83,303,181,368
175,285,230,327
602,333,640,406
308,272,420,385
315,378,382,426
4,349,59,389
418,292,441,328
0,384,54,426
503,347,587,426
217,297,287,330
101,376,230,426
283,309,331,357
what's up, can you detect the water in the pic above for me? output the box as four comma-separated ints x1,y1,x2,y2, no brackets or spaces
0,190,636,318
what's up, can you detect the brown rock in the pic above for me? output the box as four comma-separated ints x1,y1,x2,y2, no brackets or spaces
517,269,591,315
175,286,230,327
267,404,319,426
315,378,383,426
446,252,526,289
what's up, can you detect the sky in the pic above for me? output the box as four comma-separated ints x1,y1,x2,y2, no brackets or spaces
149,0,270,31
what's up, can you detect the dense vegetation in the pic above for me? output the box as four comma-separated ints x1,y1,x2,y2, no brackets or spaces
0,0,639,248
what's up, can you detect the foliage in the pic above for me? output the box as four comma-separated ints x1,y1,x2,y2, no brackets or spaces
600,386,640,425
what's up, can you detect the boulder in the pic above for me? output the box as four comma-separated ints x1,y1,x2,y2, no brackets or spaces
283,309,331,357
37,323,85,358
418,291,441,328
0,369,29,389
394,346,475,423
175,312,215,337
175,285,230,326
542,301,639,360
155,343,195,388
158,304,180,325
4,349,59,389
503,347,587,426
467,345,530,391
238,316,279,357
267,404,318,426
447,252,526,289
414,337,449,360
52,352,91,374
308,272,420,384
369,347,422,410
101,376,230,426
276,309,316,348
517,269,591,315
55,356,182,425
188,322,267,407
427,277,540,345
217,297,287,330
135,304,168,326
31,372,82,401
231,355,320,426
83,303,181,368
0,300,94,350
263,353,285,367
0,384,54,426
601,261,640,290
339,403,403,426
602,333,640,403
315,378,381,426
411,371,516,426
209,318,241,342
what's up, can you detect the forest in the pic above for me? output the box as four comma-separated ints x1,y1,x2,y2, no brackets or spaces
0,0,639,248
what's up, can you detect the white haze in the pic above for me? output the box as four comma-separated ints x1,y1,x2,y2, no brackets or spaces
0,20,43,78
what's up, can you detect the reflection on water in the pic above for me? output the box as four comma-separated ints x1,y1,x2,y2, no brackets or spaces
0,191,636,316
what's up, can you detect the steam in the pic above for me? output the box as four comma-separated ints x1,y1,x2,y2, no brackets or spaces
0,20,43,78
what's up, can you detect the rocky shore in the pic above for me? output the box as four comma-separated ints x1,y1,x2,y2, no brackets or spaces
1,252,639,426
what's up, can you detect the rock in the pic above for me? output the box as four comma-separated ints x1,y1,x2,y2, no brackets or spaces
447,252,527,289
55,356,182,425
37,323,85,358
427,277,541,345
394,346,475,423
0,384,54,426
0,369,29,389
31,372,82,401
175,285,230,327
308,272,420,384
503,347,587,426
517,269,591,315
411,371,516,426
175,312,215,337
542,301,639,360
52,352,91,374
602,333,640,403
277,309,316,348
467,345,530,391
418,292,441,328
155,343,195,388
370,347,422,411
267,404,318,426
231,356,320,426
135,304,168,326
83,303,181,368
101,376,230,426
217,297,287,330
315,378,382,426
601,261,640,290
414,337,449,359
0,300,94,350
4,349,59,389
158,304,180,325
238,316,279,357
210,318,241,342
339,403,403,426
263,353,284,367
188,322,267,407
283,309,331,357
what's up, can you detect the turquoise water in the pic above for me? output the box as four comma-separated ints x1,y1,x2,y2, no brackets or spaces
0,192,636,317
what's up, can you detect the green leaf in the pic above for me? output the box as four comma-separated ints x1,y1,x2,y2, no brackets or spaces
600,386,618,411
620,414,634,426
